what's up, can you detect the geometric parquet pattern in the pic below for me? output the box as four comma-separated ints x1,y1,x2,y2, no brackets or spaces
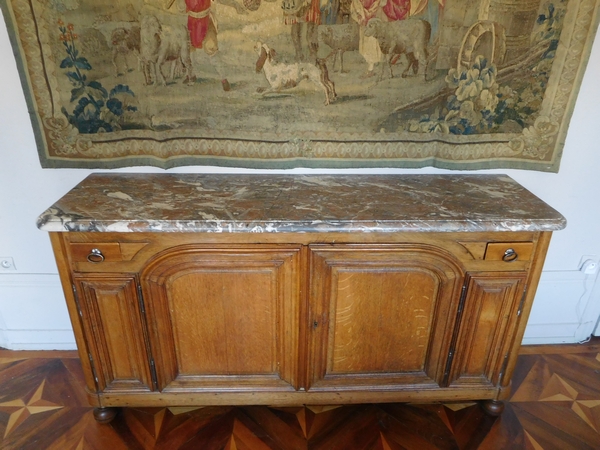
0,340,599,449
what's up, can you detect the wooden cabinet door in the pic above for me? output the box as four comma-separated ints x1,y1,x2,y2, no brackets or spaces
73,275,154,393
141,246,301,393
446,272,527,387
307,245,465,390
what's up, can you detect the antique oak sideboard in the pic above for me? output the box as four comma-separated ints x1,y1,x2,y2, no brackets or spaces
37,174,565,423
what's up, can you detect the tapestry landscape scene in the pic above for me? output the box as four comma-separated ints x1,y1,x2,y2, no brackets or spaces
1,0,598,169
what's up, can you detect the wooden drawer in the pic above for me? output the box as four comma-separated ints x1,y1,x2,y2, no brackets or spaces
69,243,123,263
484,242,534,262
68,241,150,264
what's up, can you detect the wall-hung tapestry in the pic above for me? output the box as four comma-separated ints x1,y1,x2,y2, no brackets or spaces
1,0,598,170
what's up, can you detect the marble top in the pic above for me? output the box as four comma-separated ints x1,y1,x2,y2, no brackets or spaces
36,174,566,233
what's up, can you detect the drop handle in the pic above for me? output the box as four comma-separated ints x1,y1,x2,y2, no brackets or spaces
87,248,105,263
502,248,518,262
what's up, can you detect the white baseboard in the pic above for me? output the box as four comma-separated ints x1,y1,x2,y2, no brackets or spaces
522,269,599,345
2,330,76,350
0,273,76,350
522,323,582,345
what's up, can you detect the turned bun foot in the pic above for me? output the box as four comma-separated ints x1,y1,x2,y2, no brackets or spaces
480,400,505,417
93,407,119,424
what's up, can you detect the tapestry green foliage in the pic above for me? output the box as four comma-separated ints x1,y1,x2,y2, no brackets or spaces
57,21,137,134
405,1,565,136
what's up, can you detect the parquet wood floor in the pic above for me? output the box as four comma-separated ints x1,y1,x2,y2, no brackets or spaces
0,340,599,449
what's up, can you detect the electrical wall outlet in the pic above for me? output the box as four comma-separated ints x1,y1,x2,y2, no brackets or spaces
580,255,599,275
0,257,16,271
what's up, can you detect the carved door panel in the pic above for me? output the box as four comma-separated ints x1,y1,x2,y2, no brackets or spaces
446,272,527,387
73,275,154,393
307,245,465,391
141,246,302,392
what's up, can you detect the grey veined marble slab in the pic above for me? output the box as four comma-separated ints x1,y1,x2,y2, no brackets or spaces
37,174,566,233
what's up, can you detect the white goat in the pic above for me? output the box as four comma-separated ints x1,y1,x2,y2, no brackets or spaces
254,41,337,106
364,18,431,81
318,23,359,73
140,15,194,86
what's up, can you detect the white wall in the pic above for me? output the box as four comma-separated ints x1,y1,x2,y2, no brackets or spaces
1,9,599,349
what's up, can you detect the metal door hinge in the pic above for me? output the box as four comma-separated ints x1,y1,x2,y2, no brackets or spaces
149,358,159,391
498,353,510,384
137,283,146,314
457,284,468,315
88,352,100,392
517,288,528,317
442,280,469,386
444,350,455,379
72,284,83,318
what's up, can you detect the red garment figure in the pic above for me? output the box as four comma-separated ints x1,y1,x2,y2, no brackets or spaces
186,0,213,50
306,0,321,23
383,0,410,21
283,0,321,25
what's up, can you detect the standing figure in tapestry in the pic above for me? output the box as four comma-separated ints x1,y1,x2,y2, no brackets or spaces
142,0,247,90
410,0,444,41
183,0,248,90
351,0,411,77
282,0,321,61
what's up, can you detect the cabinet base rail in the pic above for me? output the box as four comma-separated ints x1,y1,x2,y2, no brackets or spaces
87,386,510,424
92,399,505,424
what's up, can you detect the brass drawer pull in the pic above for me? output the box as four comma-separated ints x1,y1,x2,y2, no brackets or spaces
87,248,105,263
502,248,518,262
